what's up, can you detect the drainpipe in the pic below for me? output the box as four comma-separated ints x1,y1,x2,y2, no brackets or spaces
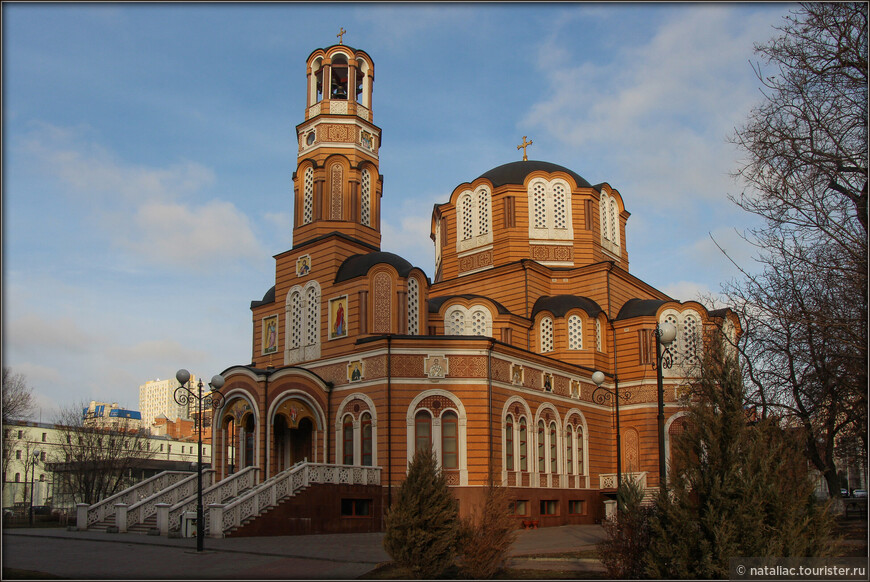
326,380,332,465
387,335,393,510
523,260,531,351
605,263,623,488
488,338,494,487
264,366,273,480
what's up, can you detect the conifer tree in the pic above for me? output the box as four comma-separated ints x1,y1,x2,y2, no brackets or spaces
598,477,653,579
383,444,459,579
645,336,838,578
457,484,517,579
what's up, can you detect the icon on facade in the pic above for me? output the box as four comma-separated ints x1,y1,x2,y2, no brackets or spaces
511,364,524,385
543,372,553,392
424,355,448,380
329,296,348,339
570,379,581,399
347,360,364,382
262,315,278,355
296,255,311,277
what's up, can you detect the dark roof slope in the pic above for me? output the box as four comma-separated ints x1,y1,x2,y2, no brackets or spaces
335,252,415,283
478,160,594,189
428,295,512,315
615,298,668,320
251,285,276,309
531,295,603,318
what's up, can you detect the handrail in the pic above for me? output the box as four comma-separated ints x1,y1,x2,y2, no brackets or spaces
86,470,193,528
124,470,215,531
213,463,381,536
167,466,259,531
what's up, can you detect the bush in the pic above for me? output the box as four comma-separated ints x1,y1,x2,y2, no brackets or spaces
457,484,517,578
383,445,459,579
597,478,653,579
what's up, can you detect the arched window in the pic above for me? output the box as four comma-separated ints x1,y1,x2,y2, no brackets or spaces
549,422,558,473
330,55,349,99
361,413,372,467
540,316,554,353
595,318,603,351
461,194,474,241
682,313,700,365
566,425,574,474
576,425,585,474
456,187,492,253
14,473,20,482
529,178,574,241
303,167,314,225
537,420,546,473
519,418,528,472
446,308,465,335
441,411,458,469
407,277,420,335
660,309,703,373
306,285,319,346
505,415,514,471
444,305,492,337
285,282,321,365
342,416,354,465
470,308,489,336
415,411,432,452
568,315,583,350
361,169,371,227
289,291,302,348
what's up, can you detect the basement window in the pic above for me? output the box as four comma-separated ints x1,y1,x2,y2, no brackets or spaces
341,498,372,517
568,500,586,515
540,500,558,516
509,500,529,516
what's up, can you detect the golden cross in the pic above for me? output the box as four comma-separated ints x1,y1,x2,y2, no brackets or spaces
517,136,533,161
337,27,346,45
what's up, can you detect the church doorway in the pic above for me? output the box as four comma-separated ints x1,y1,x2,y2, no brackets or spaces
290,417,313,464
272,398,319,469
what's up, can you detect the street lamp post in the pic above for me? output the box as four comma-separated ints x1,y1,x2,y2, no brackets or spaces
653,322,677,493
175,369,225,552
29,448,41,526
592,371,630,494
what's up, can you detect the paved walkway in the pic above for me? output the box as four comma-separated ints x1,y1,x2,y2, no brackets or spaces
2,524,606,579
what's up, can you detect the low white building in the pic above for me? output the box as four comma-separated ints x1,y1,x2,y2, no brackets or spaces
2,419,213,511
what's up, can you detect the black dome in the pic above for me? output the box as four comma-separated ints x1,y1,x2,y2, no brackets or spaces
478,160,593,189
335,252,415,283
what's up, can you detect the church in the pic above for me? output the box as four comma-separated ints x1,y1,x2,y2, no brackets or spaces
203,36,740,535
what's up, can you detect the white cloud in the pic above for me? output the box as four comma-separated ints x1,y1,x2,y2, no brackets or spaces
17,122,265,271
5,314,96,355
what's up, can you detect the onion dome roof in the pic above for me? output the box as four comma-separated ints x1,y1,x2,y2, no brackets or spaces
477,160,593,189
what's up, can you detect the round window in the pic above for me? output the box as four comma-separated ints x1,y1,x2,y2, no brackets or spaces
306,132,315,146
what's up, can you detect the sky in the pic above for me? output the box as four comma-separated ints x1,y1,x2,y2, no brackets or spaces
3,2,793,419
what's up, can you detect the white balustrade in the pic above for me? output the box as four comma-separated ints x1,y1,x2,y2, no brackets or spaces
599,471,648,490
85,470,193,528
210,462,381,538
124,470,215,531
167,466,259,531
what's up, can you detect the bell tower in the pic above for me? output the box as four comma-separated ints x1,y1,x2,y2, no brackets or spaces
292,36,382,250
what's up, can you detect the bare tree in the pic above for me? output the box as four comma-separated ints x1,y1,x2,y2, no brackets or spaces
49,403,156,506
722,3,867,498
2,367,35,424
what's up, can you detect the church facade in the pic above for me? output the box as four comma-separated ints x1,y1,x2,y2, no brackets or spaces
212,39,739,530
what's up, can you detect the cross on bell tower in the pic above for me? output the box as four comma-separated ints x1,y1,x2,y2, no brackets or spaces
337,27,346,45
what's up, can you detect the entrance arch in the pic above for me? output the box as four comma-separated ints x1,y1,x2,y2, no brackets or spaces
270,396,323,475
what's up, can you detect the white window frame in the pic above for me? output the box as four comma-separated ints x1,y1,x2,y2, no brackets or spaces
599,191,620,255
456,186,493,253
443,304,493,337
285,281,322,365
528,178,574,241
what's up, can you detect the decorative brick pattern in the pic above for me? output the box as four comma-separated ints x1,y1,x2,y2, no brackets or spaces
554,375,570,396
363,355,386,379
330,164,343,219
529,244,573,262
372,272,391,333
321,123,353,142
392,354,425,378
525,368,541,390
342,398,370,420
623,428,640,473
444,471,460,486
492,359,511,383
446,356,487,378
417,395,453,413
458,249,493,274
312,362,348,386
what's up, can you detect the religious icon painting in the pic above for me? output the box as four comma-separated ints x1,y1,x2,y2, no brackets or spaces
296,254,312,277
570,379,581,399
329,295,348,340
262,315,279,355
347,360,364,382
510,364,524,385
424,355,448,380
543,372,554,393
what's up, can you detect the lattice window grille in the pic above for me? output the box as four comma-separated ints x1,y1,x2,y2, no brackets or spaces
568,315,583,350
600,196,610,241
471,309,488,336
407,278,419,335
303,167,314,224
533,183,547,228
306,286,319,346
477,189,490,236
595,319,602,351
553,184,567,229
361,170,371,226
447,309,465,335
608,198,618,245
682,314,700,364
540,317,554,352
290,292,302,348
461,195,474,240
